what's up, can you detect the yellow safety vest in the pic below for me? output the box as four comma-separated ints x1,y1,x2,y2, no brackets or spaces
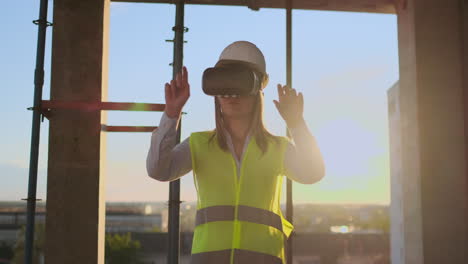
189,131,294,264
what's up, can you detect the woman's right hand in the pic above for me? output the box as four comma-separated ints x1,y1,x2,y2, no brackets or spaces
164,66,190,118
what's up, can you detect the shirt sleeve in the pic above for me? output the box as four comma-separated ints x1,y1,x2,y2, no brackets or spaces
283,120,326,184
146,112,193,182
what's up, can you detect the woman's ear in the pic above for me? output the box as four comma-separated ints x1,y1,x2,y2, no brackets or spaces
262,74,269,89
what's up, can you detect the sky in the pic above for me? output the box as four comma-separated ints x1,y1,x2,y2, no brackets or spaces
1,1,399,205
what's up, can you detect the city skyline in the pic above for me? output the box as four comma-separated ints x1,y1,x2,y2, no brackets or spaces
1,2,398,205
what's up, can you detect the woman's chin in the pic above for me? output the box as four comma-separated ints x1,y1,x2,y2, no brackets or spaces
223,112,252,120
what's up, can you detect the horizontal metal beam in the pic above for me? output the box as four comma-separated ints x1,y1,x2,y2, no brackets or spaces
111,0,396,14
101,125,158,132
41,100,165,112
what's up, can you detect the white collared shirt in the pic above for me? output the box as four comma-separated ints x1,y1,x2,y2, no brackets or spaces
146,112,325,184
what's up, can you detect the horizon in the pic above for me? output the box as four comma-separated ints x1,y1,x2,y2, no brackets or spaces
0,200,390,206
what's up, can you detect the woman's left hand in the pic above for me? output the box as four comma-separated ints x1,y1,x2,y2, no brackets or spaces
273,84,305,128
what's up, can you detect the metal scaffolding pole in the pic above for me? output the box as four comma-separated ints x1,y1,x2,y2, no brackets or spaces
168,1,186,263
25,0,51,263
286,0,294,263
26,4,168,259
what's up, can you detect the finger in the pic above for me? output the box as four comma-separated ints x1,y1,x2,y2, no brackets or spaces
171,81,177,99
299,92,304,109
277,84,283,99
182,66,188,83
283,85,290,95
165,83,172,100
176,72,182,91
283,85,291,99
185,84,190,97
273,100,280,111
292,88,297,97
182,81,190,97
282,84,288,96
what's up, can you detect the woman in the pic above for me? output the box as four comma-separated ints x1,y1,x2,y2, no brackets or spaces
146,41,325,264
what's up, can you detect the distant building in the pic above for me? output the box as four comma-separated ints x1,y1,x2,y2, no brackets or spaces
0,212,46,244
106,212,162,233
0,202,165,244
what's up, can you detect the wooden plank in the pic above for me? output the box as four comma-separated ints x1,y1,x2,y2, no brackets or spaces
111,0,396,14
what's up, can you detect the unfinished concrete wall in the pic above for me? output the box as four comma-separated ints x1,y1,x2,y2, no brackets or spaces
462,2,468,256
45,0,109,263
396,0,468,263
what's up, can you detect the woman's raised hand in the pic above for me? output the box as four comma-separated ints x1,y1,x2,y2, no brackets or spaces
164,66,190,119
273,84,305,128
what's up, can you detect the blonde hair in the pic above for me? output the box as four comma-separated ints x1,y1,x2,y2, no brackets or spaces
209,92,280,154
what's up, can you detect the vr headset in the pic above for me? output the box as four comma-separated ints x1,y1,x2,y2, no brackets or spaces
202,63,265,97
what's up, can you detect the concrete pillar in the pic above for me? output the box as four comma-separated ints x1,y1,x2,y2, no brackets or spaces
462,1,468,245
396,0,468,263
45,0,109,263
387,83,405,264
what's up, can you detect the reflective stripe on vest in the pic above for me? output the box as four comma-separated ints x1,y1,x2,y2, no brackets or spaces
191,249,282,264
195,205,283,234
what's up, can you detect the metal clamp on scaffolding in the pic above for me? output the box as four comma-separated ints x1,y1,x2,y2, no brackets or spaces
29,100,166,132
172,25,189,33
21,198,42,202
32,19,53,27
26,105,51,122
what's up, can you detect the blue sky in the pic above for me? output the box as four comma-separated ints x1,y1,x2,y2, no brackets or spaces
1,1,399,204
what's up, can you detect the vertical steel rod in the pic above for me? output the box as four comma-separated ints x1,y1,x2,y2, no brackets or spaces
25,0,50,263
168,1,185,263
286,0,294,263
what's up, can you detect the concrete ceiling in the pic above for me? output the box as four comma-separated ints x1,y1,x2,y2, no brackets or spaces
111,0,397,14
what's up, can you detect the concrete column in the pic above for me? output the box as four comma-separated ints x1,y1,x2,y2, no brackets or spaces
462,1,468,249
45,0,109,263
387,83,405,264
396,0,468,263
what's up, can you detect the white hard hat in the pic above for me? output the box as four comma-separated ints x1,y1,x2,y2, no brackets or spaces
217,41,267,74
